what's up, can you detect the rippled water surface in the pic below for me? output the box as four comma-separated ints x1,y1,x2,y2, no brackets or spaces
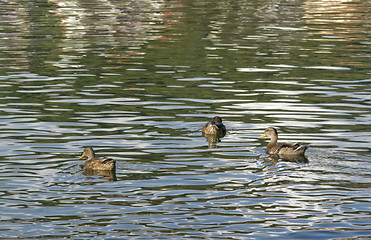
0,0,370,239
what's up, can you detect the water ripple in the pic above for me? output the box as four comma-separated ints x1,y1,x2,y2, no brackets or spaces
0,0,370,239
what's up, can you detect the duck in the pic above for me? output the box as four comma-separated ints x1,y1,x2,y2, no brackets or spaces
79,146,116,171
202,116,227,136
258,127,308,156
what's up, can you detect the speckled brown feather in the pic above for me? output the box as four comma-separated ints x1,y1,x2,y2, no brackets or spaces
202,116,226,136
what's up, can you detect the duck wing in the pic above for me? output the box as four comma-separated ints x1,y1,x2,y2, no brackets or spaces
275,143,308,155
98,157,115,164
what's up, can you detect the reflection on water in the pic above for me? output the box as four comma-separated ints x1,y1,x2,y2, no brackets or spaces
0,0,370,239
303,0,370,70
202,132,225,149
269,153,309,164
82,168,117,182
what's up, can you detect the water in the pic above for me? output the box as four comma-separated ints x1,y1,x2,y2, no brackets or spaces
0,0,370,239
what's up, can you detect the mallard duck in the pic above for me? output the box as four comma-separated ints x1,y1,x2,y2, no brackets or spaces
202,116,227,136
258,127,308,156
79,146,116,171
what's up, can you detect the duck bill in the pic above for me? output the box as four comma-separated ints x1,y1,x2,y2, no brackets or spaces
79,153,85,159
258,133,266,139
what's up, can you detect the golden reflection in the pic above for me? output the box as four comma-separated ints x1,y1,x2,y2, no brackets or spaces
303,0,368,25
302,0,369,37
302,0,369,69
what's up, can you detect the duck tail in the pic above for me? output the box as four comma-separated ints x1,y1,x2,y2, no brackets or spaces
294,145,308,152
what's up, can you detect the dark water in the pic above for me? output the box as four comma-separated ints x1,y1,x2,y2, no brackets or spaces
0,0,370,239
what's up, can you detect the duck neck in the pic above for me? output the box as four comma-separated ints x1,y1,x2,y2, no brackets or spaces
86,149,95,160
267,135,278,148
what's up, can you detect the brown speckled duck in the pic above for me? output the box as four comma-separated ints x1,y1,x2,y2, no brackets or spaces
79,146,116,171
202,116,226,136
258,127,308,156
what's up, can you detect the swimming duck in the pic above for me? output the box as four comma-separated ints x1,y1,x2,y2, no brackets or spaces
258,127,308,156
202,116,227,136
79,146,116,171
